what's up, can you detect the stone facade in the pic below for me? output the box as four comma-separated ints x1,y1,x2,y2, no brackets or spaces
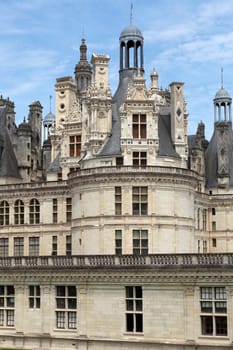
0,21,232,350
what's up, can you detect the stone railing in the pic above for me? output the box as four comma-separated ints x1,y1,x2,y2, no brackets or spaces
0,253,231,269
70,166,196,179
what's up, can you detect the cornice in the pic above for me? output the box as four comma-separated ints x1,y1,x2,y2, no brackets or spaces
69,168,197,189
0,266,232,285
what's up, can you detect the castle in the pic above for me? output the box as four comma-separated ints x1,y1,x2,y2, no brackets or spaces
0,20,232,350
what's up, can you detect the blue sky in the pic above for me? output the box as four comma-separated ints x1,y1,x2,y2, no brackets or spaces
1,0,233,140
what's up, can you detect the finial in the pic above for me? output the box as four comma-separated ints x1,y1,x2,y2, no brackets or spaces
130,3,133,25
49,95,52,113
221,67,224,88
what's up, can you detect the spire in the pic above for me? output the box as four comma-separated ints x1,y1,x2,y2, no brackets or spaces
49,95,52,113
130,3,133,25
221,67,224,89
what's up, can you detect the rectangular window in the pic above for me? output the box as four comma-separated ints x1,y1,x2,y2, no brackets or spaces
197,208,200,230
0,201,9,226
29,286,40,309
212,238,217,247
66,235,72,256
29,237,40,256
200,287,227,336
52,236,58,256
133,230,148,255
115,230,122,255
132,114,146,139
132,187,148,215
0,238,8,257
197,240,200,253
125,286,143,333
203,240,207,253
14,237,24,256
66,198,72,222
53,198,58,223
115,187,122,215
0,286,14,327
212,208,216,215
56,286,77,329
69,135,81,157
212,221,216,231
133,152,147,167
203,209,207,230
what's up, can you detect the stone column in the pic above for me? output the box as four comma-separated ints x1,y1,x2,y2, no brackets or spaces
41,285,53,334
184,287,195,342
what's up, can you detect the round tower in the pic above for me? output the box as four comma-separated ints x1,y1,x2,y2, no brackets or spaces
213,87,232,122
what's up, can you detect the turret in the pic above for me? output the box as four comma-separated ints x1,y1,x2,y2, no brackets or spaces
74,38,92,95
205,85,233,188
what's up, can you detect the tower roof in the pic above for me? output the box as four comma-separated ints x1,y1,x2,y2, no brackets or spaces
120,24,143,41
214,86,231,101
43,111,55,124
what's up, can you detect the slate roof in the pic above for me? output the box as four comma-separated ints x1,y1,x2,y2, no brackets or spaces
47,152,61,173
205,122,233,188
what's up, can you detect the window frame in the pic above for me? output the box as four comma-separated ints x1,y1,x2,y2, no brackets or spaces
29,236,40,256
29,198,40,224
132,186,148,215
200,287,228,337
29,285,40,309
115,187,122,215
125,286,143,333
69,135,81,157
0,285,15,327
0,238,9,257
132,114,147,139
0,201,9,226
14,199,24,225
14,237,24,256
132,151,147,167
55,286,77,330
133,229,148,255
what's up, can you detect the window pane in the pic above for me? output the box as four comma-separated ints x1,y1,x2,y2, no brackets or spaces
136,300,142,311
68,312,76,329
7,286,14,295
126,300,133,311
7,310,14,327
201,316,213,335
68,286,76,297
135,286,142,298
68,298,77,309
215,287,226,300
56,298,65,309
126,313,134,332
126,287,133,298
201,301,212,313
201,287,212,299
56,286,65,297
135,313,143,332
215,316,227,336
56,311,65,329
215,301,227,313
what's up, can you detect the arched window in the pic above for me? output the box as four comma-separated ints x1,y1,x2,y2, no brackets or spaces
14,200,24,225
0,201,9,225
29,199,40,224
